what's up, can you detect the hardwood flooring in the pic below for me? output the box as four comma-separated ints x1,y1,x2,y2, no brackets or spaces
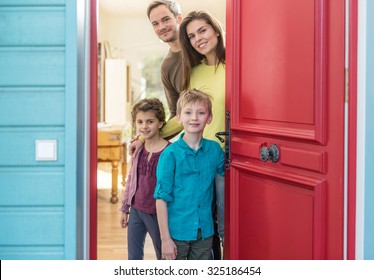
97,163,156,260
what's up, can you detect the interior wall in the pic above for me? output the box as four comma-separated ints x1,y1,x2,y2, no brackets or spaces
98,0,226,123
99,10,168,109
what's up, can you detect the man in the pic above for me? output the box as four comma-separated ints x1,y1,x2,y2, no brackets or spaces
147,0,183,119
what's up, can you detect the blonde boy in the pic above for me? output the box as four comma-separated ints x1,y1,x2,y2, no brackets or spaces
154,89,224,260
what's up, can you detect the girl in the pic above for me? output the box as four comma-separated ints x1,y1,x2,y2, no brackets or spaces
119,98,169,260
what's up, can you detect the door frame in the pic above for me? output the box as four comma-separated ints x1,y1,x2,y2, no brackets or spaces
89,0,98,260
347,0,358,260
88,0,358,260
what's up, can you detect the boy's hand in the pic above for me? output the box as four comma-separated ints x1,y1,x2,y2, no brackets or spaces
161,238,177,260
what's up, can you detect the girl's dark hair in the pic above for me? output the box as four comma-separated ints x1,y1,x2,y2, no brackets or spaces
179,10,226,90
131,98,166,125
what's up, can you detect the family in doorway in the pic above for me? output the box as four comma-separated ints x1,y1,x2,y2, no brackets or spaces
119,0,226,260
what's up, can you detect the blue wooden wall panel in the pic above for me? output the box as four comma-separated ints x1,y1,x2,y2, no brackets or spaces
0,246,64,260
0,170,64,206
0,8,65,46
0,210,64,245
0,0,78,259
0,49,65,86
0,0,65,6
0,130,64,166
0,88,65,126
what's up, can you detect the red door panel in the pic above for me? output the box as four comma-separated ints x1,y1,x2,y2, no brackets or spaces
237,0,327,143
226,0,345,259
241,0,315,126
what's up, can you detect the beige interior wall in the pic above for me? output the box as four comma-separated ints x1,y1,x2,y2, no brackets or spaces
98,1,226,124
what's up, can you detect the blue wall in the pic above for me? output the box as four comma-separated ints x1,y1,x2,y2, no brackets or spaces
0,0,78,259
364,0,374,260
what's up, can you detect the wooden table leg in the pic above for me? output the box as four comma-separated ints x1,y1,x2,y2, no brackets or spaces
110,161,119,203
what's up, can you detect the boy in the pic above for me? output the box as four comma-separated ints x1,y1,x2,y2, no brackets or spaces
154,89,224,260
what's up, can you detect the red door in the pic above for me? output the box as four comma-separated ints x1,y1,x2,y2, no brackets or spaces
226,0,345,259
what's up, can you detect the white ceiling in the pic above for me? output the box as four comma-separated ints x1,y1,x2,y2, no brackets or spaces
99,0,225,22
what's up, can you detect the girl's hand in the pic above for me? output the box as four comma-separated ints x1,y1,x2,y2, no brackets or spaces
120,212,129,228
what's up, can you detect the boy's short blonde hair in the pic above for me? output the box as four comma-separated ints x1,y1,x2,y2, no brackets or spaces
176,89,213,116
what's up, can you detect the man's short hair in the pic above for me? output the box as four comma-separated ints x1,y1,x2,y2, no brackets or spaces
147,0,181,19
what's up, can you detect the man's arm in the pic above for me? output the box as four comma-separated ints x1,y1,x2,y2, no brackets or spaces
159,116,183,140
160,53,182,119
128,135,144,157
128,117,182,157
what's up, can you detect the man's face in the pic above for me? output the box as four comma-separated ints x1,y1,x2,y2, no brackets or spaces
149,5,181,43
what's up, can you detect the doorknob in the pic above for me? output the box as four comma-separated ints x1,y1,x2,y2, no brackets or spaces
268,144,280,163
260,146,269,162
259,144,280,163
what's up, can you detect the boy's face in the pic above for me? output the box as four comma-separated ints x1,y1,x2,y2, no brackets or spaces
177,101,212,134
135,111,163,140
149,5,181,43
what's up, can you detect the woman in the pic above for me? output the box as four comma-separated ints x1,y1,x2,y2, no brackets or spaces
179,10,226,257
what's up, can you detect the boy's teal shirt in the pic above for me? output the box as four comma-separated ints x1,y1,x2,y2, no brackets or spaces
154,133,225,241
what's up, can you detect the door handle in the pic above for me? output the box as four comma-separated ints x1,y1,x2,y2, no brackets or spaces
215,110,231,170
215,131,228,143
260,144,280,163
216,131,230,170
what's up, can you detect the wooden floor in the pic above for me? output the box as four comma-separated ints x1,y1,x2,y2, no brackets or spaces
97,164,157,260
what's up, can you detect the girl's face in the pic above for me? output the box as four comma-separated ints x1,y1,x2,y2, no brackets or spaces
135,111,163,140
186,19,219,62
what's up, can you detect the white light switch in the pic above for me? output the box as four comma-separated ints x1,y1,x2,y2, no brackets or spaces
36,140,57,161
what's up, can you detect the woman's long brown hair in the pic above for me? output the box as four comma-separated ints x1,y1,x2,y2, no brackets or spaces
179,10,226,90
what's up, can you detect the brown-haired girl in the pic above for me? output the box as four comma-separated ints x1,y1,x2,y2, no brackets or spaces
119,98,169,260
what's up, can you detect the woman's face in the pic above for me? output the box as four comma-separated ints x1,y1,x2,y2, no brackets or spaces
186,19,219,60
